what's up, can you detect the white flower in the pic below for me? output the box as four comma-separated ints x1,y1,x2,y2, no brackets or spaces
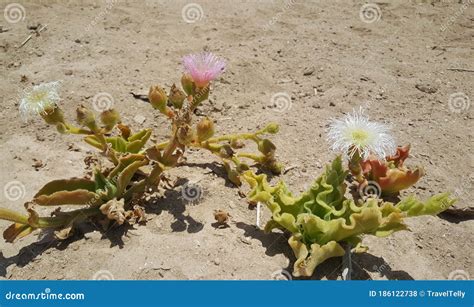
326,107,396,160
19,81,61,122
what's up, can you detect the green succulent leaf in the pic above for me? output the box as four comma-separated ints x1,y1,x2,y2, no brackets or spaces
289,237,345,278
395,193,456,217
128,129,152,143
106,136,128,152
84,135,103,150
244,156,456,277
34,178,99,206
116,159,149,197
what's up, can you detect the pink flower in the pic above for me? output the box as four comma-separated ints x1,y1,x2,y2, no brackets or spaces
182,52,226,88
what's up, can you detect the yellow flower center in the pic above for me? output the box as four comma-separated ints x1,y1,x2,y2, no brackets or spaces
29,91,48,104
350,129,370,146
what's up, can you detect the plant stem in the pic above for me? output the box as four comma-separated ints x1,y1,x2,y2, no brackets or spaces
65,124,93,135
0,208,29,224
207,133,258,143
348,148,364,183
237,152,263,163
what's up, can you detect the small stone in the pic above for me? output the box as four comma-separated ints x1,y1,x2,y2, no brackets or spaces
67,143,80,152
415,84,437,94
278,78,292,84
214,209,230,225
65,70,73,76
239,236,252,245
329,102,336,107
212,258,220,266
32,159,44,170
134,115,146,124
74,39,81,44
84,230,102,242
27,23,41,30
303,66,315,76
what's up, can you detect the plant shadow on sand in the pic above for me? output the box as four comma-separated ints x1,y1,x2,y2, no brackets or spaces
236,222,414,280
0,222,134,277
0,161,273,278
0,173,417,279
0,175,211,277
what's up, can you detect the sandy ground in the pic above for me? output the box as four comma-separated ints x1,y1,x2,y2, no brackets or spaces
0,0,473,280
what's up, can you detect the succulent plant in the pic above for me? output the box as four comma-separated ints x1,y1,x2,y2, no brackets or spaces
1,52,281,242
244,156,455,277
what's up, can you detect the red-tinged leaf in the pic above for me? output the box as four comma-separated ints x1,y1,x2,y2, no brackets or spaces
3,223,35,243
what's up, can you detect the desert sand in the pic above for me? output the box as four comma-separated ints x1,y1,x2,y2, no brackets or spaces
0,0,472,280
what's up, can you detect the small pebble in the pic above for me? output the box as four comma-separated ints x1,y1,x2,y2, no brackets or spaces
303,66,315,76
134,115,146,124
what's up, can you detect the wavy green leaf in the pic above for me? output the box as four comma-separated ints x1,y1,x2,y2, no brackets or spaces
244,156,456,277
34,178,99,206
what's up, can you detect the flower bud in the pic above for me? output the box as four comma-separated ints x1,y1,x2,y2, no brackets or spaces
169,84,186,109
258,139,276,155
100,109,120,130
181,74,195,96
177,125,195,145
267,162,283,175
56,122,67,134
148,85,168,111
40,106,65,125
76,105,97,131
219,144,234,159
264,123,279,134
192,86,209,106
196,117,215,142
227,169,241,186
